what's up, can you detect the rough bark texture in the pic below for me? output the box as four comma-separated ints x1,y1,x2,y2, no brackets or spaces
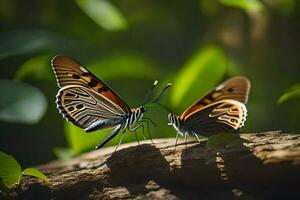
2,131,300,200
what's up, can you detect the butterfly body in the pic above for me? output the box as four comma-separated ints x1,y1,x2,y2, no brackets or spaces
168,76,250,141
52,55,147,149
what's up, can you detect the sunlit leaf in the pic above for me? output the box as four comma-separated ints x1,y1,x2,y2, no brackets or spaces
278,83,300,105
89,54,159,80
0,80,47,124
14,55,53,81
171,45,227,111
76,0,128,31
219,0,264,12
207,133,249,149
0,151,22,188
22,168,48,182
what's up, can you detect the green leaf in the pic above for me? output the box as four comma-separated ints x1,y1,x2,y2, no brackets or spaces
207,133,249,149
14,55,53,81
278,83,300,105
76,0,128,31
219,0,264,12
0,30,66,60
0,80,47,124
0,151,22,188
22,168,48,182
88,54,159,80
171,45,227,111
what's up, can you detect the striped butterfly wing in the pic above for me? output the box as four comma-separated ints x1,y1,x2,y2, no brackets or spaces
56,85,126,130
180,76,250,120
183,99,247,135
52,55,131,114
52,55,131,131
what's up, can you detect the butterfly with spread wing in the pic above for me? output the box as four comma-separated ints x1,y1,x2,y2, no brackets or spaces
167,76,250,145
52,55,170,149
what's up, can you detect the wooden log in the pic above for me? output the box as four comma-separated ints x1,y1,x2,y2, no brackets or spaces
2,131,300,200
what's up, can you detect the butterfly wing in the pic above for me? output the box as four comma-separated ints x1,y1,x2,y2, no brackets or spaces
180,76,250,120
183,99,247,135
56,85,127,131
52,55,131,114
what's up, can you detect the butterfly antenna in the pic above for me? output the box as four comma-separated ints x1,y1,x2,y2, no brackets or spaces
142,80,159,105
151,83,172,103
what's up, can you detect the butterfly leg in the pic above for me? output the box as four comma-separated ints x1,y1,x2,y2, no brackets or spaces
174,132,180,153
95,124,122,149
139,119,154,144
184,132,188,149
143,117,158,128
145,120,154,144
114,131,126,152
194,133,201,143
135,130,140,145
129,125,144,145
139,123,147,141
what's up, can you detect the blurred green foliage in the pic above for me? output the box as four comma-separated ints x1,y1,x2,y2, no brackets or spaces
278,83,300,105
171,45,227,111
0,0,299,165
76,0,128,31
0,80,47,124
219,0,264,12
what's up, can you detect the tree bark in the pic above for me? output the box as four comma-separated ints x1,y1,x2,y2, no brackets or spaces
3,131,300,200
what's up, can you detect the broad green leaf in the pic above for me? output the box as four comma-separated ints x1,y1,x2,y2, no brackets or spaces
14,55,53,81
171,45,227,111
76,0,128,31
0,30,65,60
278,83,300,105
89,54,159,80
207,133,249,149
0,151,22,188
0,80,47,124
22,168,48,182
219,0,264,12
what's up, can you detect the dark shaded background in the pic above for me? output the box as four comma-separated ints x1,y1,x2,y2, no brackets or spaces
0,0,299,166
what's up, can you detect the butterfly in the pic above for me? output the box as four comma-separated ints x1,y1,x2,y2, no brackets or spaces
167,76,250,144
52,55,170,149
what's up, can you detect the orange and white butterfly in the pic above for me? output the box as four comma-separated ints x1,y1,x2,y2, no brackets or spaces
52,55,170,149
167,76,250,144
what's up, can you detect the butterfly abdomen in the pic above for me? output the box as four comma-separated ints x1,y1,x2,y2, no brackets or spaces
85,118,125,132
